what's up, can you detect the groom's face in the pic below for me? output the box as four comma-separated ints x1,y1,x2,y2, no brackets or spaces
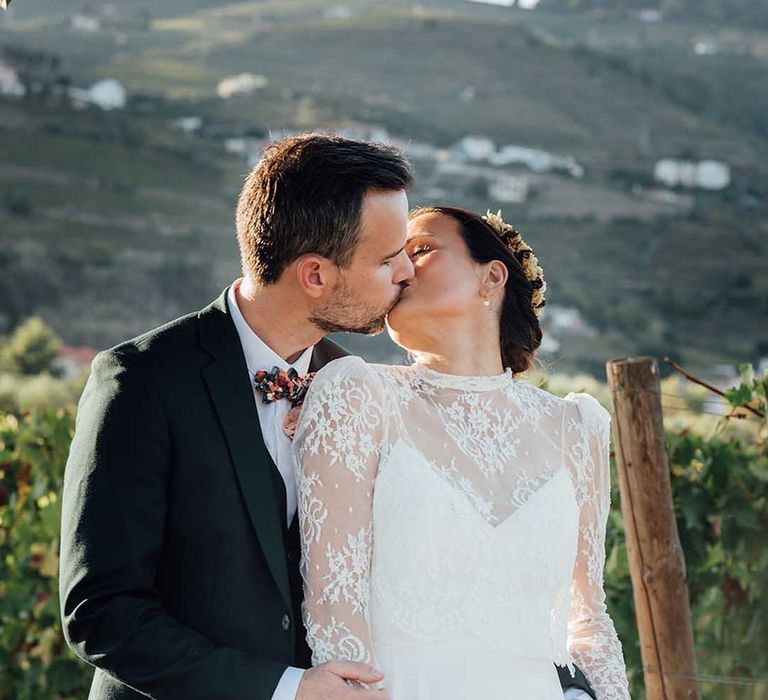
310,188,413,335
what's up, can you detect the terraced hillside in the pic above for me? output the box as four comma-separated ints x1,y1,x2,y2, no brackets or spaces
1,1,766,371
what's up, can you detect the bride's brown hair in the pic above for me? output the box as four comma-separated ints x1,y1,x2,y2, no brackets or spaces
408,206,542,374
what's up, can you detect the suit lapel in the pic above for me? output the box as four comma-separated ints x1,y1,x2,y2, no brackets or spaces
197,287,349,612
198,288,291,610
309,334,348,373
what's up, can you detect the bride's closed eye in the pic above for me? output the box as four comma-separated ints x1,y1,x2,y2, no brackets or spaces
409,244,432,260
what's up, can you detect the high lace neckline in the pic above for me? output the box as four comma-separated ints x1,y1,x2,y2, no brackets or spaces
411,363,515,392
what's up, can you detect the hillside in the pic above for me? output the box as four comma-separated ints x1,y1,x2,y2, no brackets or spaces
0,97,245,346
7,3,767,166
1,1,766,374
540,0,768,29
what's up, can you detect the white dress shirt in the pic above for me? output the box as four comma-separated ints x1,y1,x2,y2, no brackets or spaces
227,279,310,700
563,690,592,700
228,279,591,700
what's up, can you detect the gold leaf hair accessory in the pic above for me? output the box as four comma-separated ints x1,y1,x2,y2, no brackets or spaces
481,209,546,317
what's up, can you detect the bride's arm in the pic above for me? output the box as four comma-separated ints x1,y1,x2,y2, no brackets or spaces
291,357,386,677
564,392,632,700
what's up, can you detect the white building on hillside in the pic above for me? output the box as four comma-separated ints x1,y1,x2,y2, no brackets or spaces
71,14,101,32
458,135,496,161
172,116,203,134
490,144,584,177
694,38,719,56
654,158,730,190
489,173,529,203
0,62,26,98
69,78,127,110
89,79,127,110
464,0,514,6
217,73,268,98
463,0,540,7
545,305,595,335
453,137,584,178
697,160,731,190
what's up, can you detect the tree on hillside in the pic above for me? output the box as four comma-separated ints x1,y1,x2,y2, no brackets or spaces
0,317,63,376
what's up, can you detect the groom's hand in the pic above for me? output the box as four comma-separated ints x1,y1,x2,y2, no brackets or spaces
297,660,388,698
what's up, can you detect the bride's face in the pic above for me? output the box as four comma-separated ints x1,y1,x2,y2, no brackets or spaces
386,212,488,344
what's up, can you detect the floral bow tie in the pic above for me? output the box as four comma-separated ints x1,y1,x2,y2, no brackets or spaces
253,366,316,407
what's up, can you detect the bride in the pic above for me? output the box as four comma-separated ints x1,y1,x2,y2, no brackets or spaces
291,206,631,699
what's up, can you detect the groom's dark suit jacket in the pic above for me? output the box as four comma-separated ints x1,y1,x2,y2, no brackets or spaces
59,286,597,699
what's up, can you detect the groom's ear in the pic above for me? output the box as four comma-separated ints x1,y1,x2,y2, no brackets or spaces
295,254,333,298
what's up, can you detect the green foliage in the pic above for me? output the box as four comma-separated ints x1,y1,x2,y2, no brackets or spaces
724,363,768,437
0,372,87,414
605,364,768,699
670,432,768,697
0,409,92,699
0,318,63,377
0,365,766,697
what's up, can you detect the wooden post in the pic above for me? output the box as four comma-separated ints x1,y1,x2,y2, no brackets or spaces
606,356,699,700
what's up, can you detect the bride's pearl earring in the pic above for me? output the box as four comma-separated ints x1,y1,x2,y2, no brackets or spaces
482,297,491,307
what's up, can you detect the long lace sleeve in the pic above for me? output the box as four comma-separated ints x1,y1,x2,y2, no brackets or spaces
291,356,386,671
564,392,631,700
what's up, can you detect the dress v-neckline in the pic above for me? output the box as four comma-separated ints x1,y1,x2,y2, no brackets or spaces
383,438,573,532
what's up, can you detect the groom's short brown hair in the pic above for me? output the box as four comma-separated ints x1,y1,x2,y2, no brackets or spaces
236,132,412,284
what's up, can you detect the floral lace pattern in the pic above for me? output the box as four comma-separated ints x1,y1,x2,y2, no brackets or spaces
292,356,631,699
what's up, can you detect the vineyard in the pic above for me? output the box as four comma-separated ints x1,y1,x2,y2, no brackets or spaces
0,345,766,698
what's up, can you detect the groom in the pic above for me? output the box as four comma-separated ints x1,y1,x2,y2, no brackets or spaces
59,133,597,700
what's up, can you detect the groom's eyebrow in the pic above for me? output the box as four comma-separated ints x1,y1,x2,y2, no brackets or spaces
382,245,406,262
405,233,433,246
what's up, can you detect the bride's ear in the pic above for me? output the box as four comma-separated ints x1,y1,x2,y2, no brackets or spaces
481,260,508,297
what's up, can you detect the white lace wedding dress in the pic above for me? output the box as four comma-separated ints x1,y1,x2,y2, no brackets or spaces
292,356,631,700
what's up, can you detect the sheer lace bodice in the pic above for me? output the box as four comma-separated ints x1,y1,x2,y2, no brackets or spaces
292,356,631,700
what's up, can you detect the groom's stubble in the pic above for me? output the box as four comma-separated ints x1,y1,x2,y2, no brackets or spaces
309,273,406,336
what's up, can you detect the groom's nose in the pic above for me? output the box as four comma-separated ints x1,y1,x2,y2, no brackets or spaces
391,249,414,285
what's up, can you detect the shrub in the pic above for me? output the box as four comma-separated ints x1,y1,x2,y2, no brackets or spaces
0,409,92,699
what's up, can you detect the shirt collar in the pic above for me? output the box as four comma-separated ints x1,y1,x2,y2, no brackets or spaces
227,279,314,377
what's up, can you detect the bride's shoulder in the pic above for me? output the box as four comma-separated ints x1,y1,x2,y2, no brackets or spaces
509,377,566,405
309,355,388,393
315,356,408,377
561,390,612,430
309,357,411,397
312,354,370,383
